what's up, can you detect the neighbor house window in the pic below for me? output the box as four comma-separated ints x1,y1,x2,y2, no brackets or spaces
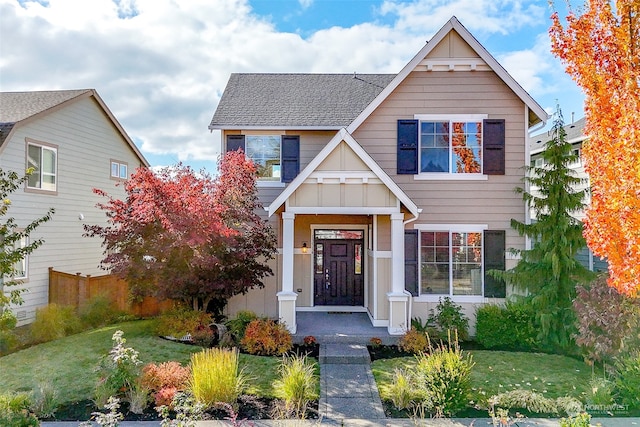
26,140,57,191
111,160,128,180
13,235,28,280
420,120,482,174
245,136,281,181
420,230,483,296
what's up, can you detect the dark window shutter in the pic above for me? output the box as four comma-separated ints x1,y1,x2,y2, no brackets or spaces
226,135,245,152
281,135,300,183
484,229,506,298
397,119,418,174
483,119,505,175
405,229,419,296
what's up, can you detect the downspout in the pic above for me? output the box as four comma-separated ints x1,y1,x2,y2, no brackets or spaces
402,209,422,330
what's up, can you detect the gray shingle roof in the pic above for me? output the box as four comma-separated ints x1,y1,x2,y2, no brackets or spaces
0,89,91,123
209,73,395,129
530,116,586,152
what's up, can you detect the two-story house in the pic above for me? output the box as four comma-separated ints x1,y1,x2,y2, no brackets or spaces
0,89,149,324
209,17,549,335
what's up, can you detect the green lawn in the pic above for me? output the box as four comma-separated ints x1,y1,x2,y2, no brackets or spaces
372,350,595,408
0,319,283,404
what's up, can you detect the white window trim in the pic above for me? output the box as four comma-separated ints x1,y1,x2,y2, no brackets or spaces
110,160,129,180
413,114,488,179
25,139,58,193
412,224,488,302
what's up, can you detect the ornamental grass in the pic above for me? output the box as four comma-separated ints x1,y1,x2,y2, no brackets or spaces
188,347,245,409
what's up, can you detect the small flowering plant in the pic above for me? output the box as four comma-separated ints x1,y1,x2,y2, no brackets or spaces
94,330,143,407
303,335,317,346
369,337,383,348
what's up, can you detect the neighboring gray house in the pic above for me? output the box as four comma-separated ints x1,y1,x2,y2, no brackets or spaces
210,17,549,335
0,89,149,324
530,116,607,272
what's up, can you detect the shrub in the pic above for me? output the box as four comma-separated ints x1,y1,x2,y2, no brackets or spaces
613,350,640,409
475,301,538,351
79,293,125,328
398,327,429,354
189,347,245,408
30,303,82,343
387,368,415,410
155,306,213,339
560,412,591,427
273,354,319,419
0,309,18,355
574,274,640,363
0,392,39,427
141,361,191,407
94,330,143,408
241,318,292,356
226,310,259,340
412,336,474,417
427,297,469,341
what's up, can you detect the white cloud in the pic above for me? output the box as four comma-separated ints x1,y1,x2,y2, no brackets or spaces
0,0,580,169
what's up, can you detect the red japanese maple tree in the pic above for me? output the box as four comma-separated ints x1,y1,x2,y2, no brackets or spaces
550,0,640,297
85,151,276,313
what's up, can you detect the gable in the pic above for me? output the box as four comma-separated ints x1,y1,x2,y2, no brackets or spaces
267,129,419,218
347,17,548,133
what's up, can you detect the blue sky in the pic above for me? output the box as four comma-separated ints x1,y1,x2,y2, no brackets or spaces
1,0,585,174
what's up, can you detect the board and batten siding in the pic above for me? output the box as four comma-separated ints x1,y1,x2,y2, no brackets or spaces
0,96,145,324
352,69,528,256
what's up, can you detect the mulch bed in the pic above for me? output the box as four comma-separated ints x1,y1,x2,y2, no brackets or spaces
49,396,319,422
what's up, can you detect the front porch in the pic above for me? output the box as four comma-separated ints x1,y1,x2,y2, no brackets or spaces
292,311,398,345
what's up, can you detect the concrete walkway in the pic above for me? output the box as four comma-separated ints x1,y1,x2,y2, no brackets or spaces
318,343,385,421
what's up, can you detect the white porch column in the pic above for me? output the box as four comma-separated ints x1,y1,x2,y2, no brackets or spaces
277,211,297,333
387,212,409,335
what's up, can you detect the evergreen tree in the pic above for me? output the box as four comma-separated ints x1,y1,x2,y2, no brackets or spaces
495,105,594,350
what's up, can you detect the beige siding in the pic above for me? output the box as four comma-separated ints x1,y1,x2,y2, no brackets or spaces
428,30,481,59
353,69,527,250
225,257,279,318
0,97,145,324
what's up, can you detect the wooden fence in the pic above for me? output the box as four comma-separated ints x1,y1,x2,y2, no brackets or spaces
48,268,174,317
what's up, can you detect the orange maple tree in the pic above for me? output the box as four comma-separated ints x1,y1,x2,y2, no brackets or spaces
550,0,640,297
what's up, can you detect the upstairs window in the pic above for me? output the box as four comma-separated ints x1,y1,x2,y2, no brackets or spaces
246,135,281,181
111,160,129,180
26,140,57,192
397,116,505,177
420,120,482,174
226,134,300,184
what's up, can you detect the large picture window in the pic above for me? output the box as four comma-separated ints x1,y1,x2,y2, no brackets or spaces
27,140,57,191
245,135,281,181
420,230,483,296
420,120,482,174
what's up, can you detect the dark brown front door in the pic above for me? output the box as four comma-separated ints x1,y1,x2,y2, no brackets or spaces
314,231,364,306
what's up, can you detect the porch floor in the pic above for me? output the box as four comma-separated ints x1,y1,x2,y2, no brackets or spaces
292,311,398,345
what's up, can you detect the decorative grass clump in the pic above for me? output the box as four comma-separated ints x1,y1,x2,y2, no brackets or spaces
189,347,245,408
273,354,318,419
